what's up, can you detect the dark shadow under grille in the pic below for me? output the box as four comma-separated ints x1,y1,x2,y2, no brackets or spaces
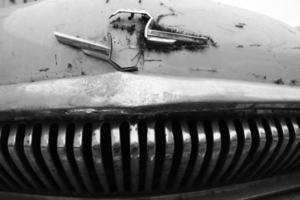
0,115,300,197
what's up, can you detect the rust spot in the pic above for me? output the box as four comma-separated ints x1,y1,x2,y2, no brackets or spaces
144,59,162,62
54,54,58,66
251,73,267,80
249,44,261,47
273,78,284,85
39,68,49,72
190,67,218,73
67,63,73,70
290,80,298,86
235,23,246,29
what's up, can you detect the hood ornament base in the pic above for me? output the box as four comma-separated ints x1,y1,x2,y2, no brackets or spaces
54,32,138,72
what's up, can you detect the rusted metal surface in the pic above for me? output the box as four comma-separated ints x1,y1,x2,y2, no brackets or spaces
0,0,300,85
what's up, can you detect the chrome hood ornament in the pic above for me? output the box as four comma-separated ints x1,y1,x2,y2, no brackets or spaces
54,9,216,72
54,32,138,72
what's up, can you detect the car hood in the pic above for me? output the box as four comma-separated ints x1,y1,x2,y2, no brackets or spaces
0,0,300,86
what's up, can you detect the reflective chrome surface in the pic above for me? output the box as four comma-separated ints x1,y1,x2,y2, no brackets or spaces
0,115,299,196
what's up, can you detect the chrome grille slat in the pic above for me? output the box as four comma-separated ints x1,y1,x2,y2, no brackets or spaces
185,121,206,188
284,119,300,170
224,120,252,183
145,122,156,192
91,123,110,193
248,119,279,180
267,119,291,176
0,115,300,196
7,125,40,191
159,121,175,190
40,124,69,192
0,126,30,191
199,121,221,186
73,124,95,193
56,124,83,193
214,120,238,184
235,120,266,181
23,124,56,191
280,118,300,172
111,123,124,192
173,121,192,190
275,119,298,173
129,124,140,192
252,119,280,178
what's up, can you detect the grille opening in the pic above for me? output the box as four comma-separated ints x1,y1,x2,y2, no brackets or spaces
166,120,183,189
180,120,199,186
0,124,30,190
82,123,101,192
101,122,117,191
65,123,86,192
195,120,213,187
138,120,147,191
49,123,73,191
152,120,165,190
208,120,230,186
17,124,46,190
120,122,131,192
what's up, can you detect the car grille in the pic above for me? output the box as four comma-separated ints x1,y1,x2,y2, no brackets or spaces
0,114,300,196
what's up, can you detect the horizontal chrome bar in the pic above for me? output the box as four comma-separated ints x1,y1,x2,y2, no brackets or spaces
0,73,300,119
